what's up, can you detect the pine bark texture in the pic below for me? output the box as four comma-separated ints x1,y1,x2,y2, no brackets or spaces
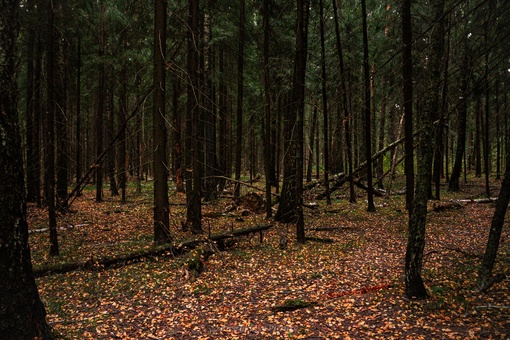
0,1,54,337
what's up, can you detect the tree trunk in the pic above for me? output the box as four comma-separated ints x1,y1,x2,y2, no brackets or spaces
448,40,469,191
96,0,105,203
361,0,375,212
332,0,355,203
319,0,330,204
186,0,203,234
76,35,82,193
118,34,128,203
306,106,317,183
153,0,171,244
404,0,445,299
45,0,59,256
25,0,38,203
107,82,119,196
218,43,228,191
263,0,272,218
275,0,309,244
402,0,414,213
0,1,55,337
55,25,68,211
234,0,246,198
476,150,510,291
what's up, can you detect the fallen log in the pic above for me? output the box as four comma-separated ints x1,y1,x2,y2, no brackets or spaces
33,223,273,278
431,201,463,212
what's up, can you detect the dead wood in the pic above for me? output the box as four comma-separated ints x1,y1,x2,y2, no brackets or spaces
33,224,273,278
431,201,464,212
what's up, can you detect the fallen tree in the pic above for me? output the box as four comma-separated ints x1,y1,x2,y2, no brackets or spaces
33,223,273,278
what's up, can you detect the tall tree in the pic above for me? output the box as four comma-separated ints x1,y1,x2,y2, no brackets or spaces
404,0,445,299
274,0,309,243
45,0,59,256
332,0,355,203
234,0,246,198
263,0,273,218
96,0,105,203
361,0,375,212
448,39,470,191
402,0,414,212
319,0,331,205
0,0,54,336
153,0,171,244
185,0,203,233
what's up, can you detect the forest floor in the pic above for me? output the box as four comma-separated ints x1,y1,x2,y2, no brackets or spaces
30,176,510,339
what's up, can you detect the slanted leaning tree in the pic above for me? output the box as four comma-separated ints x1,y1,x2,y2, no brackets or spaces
476,149,510,292
0,0,54,337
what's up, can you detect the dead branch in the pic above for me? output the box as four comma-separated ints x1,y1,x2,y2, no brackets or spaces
33,224,273,278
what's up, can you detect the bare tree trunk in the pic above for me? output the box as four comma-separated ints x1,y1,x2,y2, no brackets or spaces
0,2,55,336
186,0,203,233
234,0,245,198
153,0,171,244
96,0,105,203
275,0,309,244
476,150,510,292
319,0,330,204
332,0,355,203
404,0,445,299
263,0,272,218
449,40,470,191
361,0,375,212
402,0,414,212
45,0,59,256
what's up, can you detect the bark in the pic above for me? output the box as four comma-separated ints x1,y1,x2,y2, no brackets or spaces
402,0,414,212
55,24,68,210
361,0,375,212
306,107,317,183
234,0,246,198
274,0,309,244
153,0,171,244
448,41,470,191
96,0,105,202
332,0,355,203
118,34,128,202
186,0,203,233
45,0,59,256
76,36,82,191
404,0,445,299
476,151,510,291
0,1,54,336
107,83,119,196
319,0,330,205
25,0,38,203
263,0,272,218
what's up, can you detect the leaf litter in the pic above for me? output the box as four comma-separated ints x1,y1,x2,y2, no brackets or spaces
30,182,510,339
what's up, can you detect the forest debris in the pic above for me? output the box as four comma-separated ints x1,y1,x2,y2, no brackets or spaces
34,224,273,278
475,303,510,310
307,226,352,232
271,299,318,313
432,201,464,212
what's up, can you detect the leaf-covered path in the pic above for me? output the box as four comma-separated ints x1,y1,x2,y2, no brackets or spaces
31,185,509,339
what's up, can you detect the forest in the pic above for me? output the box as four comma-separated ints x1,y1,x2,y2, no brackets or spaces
1,0,509,338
